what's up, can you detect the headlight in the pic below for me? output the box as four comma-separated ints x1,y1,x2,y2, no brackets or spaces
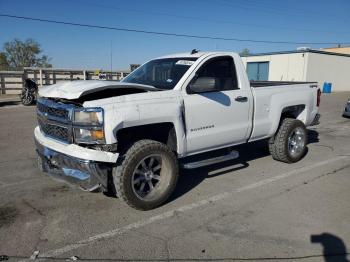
74,108,103,125
73,108,104,144
74,128,105,144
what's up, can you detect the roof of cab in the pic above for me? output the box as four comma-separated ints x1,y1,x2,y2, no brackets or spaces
156,51,237,59
156,52,207,59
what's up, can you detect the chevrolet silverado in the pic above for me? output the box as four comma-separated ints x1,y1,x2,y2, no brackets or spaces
34,51,321,210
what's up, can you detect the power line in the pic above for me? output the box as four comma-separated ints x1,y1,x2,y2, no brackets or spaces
0,13,349,45
77,2,348,34
203,0,350,24
230,0,349,20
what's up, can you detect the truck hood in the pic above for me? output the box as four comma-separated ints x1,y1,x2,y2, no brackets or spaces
38,80,159,100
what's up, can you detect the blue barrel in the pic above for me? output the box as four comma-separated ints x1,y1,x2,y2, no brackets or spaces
327,83,332,93
322,82,329,93
322,82,332,93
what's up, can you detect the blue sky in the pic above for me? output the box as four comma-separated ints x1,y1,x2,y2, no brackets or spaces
1,0,349,70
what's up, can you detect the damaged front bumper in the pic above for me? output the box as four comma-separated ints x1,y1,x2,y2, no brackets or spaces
34,126,118,191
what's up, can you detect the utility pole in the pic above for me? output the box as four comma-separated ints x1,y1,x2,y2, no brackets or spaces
110,40,113,78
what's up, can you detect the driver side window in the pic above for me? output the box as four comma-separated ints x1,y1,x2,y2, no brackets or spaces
197,56,238,91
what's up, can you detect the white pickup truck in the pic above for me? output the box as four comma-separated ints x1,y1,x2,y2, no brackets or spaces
35,51,321,210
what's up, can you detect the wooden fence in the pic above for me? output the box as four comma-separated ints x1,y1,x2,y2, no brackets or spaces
0,67,130,95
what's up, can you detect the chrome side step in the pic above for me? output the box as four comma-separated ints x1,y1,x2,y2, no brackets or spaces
181,150,239,169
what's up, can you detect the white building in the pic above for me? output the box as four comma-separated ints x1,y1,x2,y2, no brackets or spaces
241,49,350,92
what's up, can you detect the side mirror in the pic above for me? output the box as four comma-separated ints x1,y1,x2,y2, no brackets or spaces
188,77,218,94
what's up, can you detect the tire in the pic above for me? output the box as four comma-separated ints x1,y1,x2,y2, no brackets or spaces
268,118,308,163
21,93,34,106
113,139,179,210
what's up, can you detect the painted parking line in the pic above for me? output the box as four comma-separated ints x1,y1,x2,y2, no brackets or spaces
34,155,348,260
0,157,36,165
0,98,20,103
0,178,43,189
0,104,24,109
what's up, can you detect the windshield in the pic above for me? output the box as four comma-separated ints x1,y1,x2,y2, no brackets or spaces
122,58,197,90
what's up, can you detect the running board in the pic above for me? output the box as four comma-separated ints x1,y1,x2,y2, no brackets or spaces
181,150,239,169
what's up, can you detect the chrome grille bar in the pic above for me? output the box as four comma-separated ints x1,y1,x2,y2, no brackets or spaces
36,98,76,143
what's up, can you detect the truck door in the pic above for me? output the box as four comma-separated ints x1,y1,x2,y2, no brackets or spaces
183,55,252,154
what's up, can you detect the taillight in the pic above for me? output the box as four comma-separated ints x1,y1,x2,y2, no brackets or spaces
317,89,321,107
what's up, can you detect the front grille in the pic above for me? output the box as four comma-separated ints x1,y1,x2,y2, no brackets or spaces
38,118,69,142
37,98,75,143
37,101,69,119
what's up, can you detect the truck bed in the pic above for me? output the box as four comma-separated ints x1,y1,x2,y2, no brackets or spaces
249,80,319,142
251,81,317,87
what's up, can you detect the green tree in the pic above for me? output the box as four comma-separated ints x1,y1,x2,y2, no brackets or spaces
1,39,52,70
239,48,251,57
0,52,9,70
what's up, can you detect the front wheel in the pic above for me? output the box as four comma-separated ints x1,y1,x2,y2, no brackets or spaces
113,139,179,210
268,118,308,163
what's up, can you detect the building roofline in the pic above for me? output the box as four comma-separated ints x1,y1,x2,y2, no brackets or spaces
322,45,350,49
243,49,350,58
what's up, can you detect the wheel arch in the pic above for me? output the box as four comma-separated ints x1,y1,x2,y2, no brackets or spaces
116,122,181,155
281,104,306,121
272,104,307,135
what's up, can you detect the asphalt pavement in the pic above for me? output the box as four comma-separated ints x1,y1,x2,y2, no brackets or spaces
0,92,349,262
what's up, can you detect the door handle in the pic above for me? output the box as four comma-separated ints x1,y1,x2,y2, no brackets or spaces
235,96,248,102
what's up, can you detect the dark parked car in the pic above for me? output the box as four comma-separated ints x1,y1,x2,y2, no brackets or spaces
343,99,350,117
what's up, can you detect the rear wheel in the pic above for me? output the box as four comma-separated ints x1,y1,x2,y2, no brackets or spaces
113,139,179,210
268,118,308,163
